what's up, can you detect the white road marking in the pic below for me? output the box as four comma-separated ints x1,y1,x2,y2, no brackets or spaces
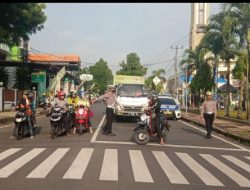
245,156,250,160
200,154,250,187
90,115,106,142
153,151,189,184
222,155,250,173
129,150,153,183
93,140,246,151
178,120,250,152
176,152,223,186
0,115,45,129
99,149,118,181
0,148,22,161
0,148,45,178
27,148,69,178
63,148,94,179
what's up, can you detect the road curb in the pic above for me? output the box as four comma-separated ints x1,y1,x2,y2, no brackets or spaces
181,117,250,146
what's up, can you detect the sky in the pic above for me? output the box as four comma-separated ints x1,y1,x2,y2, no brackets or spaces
30,3,221,78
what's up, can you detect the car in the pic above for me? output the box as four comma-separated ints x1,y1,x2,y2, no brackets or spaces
158,95,181,120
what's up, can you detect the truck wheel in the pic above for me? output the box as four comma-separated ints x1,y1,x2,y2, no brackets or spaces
133,129,149,145
115,116,120,122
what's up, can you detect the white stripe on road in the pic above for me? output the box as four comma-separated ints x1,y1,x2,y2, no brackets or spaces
90,115,106,142
152,151,189,184
0,148,45,178
129,150,153,183
200,154,250,187
222,155,250,173
178,120,250,152
27,148,69,178
245,156,250,160
99,149,118,181
176,152,223,186
63,148,94,179
0,115,45,129
0,148,22,161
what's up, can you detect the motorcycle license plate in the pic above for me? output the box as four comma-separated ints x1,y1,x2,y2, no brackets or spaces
52,112,61,116
16,118,22,122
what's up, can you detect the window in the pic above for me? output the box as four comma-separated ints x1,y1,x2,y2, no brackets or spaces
198,3,205,25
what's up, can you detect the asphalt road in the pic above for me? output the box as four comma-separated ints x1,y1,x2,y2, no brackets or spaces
0,103,249,190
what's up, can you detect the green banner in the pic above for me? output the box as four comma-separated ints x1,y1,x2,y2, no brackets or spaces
10,46,21,61
31,71,46,99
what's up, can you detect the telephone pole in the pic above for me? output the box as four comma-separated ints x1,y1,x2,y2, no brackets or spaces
171,45,183,98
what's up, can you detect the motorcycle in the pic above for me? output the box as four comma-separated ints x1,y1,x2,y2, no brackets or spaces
38,99,48,111
74,105,93,135
49,106,65,139
14,108,35,140
133,109,170,145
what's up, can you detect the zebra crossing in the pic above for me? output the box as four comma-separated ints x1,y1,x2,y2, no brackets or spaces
0,148,249,187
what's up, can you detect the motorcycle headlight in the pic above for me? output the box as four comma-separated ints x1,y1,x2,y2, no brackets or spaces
140,113,147,122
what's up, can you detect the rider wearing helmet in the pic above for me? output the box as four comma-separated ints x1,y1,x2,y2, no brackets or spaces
50,91,71,137
67,90,79,108
10,90,34,139
148,92,164,144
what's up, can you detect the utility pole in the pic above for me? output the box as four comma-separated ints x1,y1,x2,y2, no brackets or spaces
171,45,183,98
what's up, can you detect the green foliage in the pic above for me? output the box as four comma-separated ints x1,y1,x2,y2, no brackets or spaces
0,3,47,46
88,58,113,94
233,50,248,80
0,67,9,87
116,53,147,76
13,66,31,90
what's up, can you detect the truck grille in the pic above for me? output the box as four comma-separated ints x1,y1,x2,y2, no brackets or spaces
123,106,142,112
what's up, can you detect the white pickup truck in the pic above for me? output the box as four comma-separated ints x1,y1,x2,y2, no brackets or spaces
113,75,148,120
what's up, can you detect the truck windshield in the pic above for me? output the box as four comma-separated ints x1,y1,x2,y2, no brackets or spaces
117,84,147,97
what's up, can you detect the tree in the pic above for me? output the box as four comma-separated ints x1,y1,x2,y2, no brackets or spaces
13,66,31,90
0,3,47,46
116,53,147,76
232,50,248,117
0,67,10,87
145,69,166,93
88,58,113,94
207,7,239,117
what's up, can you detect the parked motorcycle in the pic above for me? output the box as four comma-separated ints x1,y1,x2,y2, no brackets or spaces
133,109,170,145
49,106,65,139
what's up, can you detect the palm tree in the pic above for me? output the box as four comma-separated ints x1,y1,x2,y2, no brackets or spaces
207,7,239,117
0,67,10,87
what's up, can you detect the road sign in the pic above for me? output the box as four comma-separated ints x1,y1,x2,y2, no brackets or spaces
153,76,161,86
80,74,93,82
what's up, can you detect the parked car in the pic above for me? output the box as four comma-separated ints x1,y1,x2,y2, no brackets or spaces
158,95,181,120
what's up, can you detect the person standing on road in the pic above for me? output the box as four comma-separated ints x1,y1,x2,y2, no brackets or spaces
200,91,217,138
93,85,119,136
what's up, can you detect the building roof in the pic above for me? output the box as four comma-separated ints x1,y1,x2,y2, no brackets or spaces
28,54,81,64
218,83,237,93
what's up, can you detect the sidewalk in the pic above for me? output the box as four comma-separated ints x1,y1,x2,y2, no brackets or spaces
181,112,250,146
0,108,46,124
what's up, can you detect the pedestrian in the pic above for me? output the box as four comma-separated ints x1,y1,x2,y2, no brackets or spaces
93,85,121,136
200,91,217,139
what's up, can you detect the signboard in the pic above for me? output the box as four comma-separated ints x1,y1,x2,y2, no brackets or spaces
113,75,145,85
31,71,46,99
80,74,93,82
10,46,21,61
153,76,161,86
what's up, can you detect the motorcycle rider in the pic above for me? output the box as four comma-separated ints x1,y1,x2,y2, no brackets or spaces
148,93,164,145
49,91,71,137
9,90,34,139
67,90,79,108
28,91,37,129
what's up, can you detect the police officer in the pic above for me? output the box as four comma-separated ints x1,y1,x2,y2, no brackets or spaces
94,85,119,136
200,91,217,138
